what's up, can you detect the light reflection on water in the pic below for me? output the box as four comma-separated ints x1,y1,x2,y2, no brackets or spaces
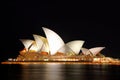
21,63,65,80
1,64,120,80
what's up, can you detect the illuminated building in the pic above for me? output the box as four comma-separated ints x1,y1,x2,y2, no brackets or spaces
2,27,119,64
12,27,109,62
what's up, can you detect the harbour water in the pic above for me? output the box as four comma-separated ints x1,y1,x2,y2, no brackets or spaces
0,63,120,80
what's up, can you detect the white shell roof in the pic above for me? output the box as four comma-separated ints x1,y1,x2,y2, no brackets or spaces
81,48,91,55
19,27,105,56
29,42,38,51
33,34,44,52
19,39,34,51
81,47,105,56
38,36,49,53
42,27,65,55
58,45,75,55
66,40,85,55
89,47,105,56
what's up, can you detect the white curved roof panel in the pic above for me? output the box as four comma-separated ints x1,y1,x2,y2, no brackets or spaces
19,39,34,51
66,40,85,55
89,47,105,56
58,45,76,55
33,34,44,52
29,42,38,51
81,48,91,55
42,27,65,55
39,36,49,53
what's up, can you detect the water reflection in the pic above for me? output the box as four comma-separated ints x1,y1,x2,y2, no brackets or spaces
21,63,65,80
44,63,64,80
2,64,120,80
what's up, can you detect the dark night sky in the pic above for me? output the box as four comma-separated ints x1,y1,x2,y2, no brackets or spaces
1,1,120,61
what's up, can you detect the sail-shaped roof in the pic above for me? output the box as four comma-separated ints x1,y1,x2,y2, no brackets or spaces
29,42,38,51
19,39,34,51
33,34,44,52
81,48,91,55
37,35,49,53
19,27,105,57
58,45,76,56
81,47,105,56
89,47,105,56
66,40,85,55
42,27,65,55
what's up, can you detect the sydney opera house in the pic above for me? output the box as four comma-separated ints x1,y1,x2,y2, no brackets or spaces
2,27,120,64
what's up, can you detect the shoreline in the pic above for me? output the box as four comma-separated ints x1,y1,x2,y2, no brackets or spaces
1,61,120,65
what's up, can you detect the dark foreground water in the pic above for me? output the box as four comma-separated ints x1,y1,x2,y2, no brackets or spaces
0,63,120,80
